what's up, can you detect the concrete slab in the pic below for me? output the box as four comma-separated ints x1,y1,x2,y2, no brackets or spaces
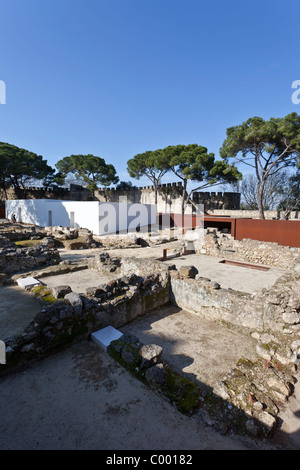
17,277,41,289
91,326,123,351
40,269,117,294
57,241,181,263
164,253,287,293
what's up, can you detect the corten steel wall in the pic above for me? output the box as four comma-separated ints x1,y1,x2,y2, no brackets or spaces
234,219,300,247
159,213,300,247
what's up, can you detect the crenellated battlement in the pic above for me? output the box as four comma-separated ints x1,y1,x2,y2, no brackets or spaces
0,183,240,213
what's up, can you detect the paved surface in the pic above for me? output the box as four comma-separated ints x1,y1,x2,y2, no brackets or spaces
58,245,287,294
164,254,287,294
40,269,116,295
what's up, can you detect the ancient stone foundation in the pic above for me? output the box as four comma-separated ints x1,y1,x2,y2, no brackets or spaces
0,235,60,275
1,242,300,439
197,228,300,270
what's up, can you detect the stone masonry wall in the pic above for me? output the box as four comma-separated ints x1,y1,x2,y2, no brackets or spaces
0,235,60,275
2,183,240,213
2,257,171,374
207,209,299,220
198,229,300,270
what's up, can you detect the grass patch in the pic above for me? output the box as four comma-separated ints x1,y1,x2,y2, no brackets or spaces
14,239,42,247
31,285,56,304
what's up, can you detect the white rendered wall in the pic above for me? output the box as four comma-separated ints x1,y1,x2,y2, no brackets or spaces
6,199,156,235
98,201,156,235
6,200,99,233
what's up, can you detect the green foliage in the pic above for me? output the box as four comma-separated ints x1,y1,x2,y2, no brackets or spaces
127,149,169,185
127,149,170,203
163,144,241,212
0,141,57,196
219,113,300,218
164,143,241,188
115,180,133,190
127,144,241,210
56,154,119,194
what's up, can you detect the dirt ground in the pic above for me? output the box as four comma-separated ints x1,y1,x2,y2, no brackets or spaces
0,339,299,450
0,285,42,338
120,304,258,390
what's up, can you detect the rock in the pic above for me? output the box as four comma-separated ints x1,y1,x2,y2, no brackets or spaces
64,292,83,314
282,311,300,325
294,264,300,273
41,237,56,248
267,377,291,398
291,339,300,351
85,286,106,297
209,281,221,289
256,344,274,361
245,419,259,436
288,294,300,311
257,411,277,433
140,344,163,369
195,275,211,282
179,265,198,279
89,252,121,273
121,344,140,366
145,363,168,387
51,285,72,299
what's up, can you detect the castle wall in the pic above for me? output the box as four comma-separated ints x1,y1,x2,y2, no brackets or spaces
1,182,241,214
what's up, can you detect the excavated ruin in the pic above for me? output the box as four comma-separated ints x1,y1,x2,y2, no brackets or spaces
1,220,300,440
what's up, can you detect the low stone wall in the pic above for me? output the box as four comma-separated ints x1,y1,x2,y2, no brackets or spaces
0,236,61,275
169,268,300,436
198,230,300,270
207,209,299,220
170,270,300,334
2,263,170,374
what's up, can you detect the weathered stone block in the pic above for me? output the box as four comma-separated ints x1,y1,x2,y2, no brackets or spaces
179,265,198,279
65,292,83,314
52,285,72,299
140,344,163,369
145,363,169,387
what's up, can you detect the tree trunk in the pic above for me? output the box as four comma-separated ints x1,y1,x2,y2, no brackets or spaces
257,181,265,219
181,180,187,214
154,184,158,205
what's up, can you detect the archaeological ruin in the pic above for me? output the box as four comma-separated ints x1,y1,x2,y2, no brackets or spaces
0,213,300,444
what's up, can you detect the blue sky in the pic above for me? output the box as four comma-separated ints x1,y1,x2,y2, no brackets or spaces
0,0,299,189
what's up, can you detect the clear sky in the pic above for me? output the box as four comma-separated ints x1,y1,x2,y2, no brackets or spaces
0,0,299,188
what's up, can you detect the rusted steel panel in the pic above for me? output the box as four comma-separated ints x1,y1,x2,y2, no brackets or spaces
158,213,300,247
235,219,300,248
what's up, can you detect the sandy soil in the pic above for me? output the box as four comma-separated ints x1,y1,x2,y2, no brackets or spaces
0,340,279,451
